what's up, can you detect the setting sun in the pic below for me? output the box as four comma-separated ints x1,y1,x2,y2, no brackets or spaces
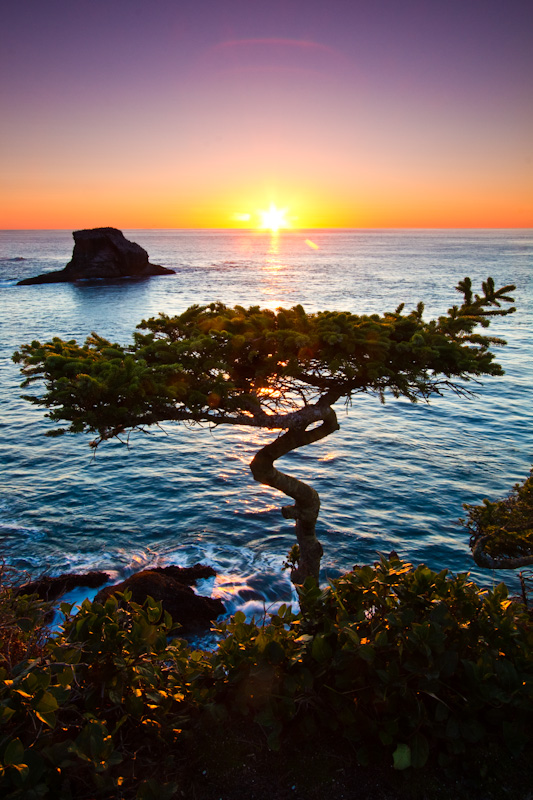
258,203,290,232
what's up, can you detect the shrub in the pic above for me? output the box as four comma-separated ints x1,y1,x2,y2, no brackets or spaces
0,558,531,798
208,556,533,769
0,564,49,669
0,593,205,798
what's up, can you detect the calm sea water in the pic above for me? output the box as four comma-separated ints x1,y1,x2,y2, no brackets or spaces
1,229,532,616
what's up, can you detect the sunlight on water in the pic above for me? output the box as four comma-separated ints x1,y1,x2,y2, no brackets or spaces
1,229,532,615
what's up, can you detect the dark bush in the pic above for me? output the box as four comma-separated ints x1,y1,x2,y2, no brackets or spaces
210,556,533,769
0,557,531,798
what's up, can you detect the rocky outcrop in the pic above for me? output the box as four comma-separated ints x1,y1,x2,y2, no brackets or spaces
95,565,226,632
17,564,225,633
17,227,174,285
16,571,110,601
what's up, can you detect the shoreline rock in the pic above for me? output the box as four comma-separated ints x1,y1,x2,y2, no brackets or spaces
95,565,226,632
17,564,226,634
17,227,174,285
16,571,110,602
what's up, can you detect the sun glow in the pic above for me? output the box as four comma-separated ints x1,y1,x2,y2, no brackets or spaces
258,203,290,232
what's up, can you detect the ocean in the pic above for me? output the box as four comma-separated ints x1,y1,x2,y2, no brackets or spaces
1,229,532,617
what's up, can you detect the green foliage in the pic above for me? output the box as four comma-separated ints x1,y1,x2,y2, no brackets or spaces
13,279,515,443
282,544,300,572
203,557,532,772
293,556,533,767
0,565,50,670
464,467,533,563
0,592,205,798
0,559,531,796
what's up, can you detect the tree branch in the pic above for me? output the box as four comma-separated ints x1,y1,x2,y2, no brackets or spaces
471,536,533,570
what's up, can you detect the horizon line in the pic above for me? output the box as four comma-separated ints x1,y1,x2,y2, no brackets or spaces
1,226,532,232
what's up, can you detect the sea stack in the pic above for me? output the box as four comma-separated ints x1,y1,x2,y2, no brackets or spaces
17,227,174,285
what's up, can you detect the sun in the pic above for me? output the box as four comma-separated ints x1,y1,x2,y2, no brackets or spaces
258,203,290,232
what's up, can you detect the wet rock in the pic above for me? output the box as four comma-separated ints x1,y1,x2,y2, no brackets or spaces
17,227,174,285
95,565,225,632
17,571,110,601
153,564,218,586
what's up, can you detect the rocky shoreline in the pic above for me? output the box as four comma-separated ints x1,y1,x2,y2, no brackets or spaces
17,563,225,634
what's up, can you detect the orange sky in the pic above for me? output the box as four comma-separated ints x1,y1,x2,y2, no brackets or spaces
1,2,532,229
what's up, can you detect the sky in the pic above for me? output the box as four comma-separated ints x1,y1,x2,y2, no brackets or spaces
1,0,532,229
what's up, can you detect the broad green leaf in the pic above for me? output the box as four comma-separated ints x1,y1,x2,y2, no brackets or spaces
35,711,57,729
312,634,332,663
342,627,360,646
57,666,74,688
3,738,25,766
34,691,59,714
393,743,411,770
358,644,375,663
0,706,16,724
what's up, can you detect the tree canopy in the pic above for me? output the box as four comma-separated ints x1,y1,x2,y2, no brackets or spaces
465,467,533,570
14,277,516,582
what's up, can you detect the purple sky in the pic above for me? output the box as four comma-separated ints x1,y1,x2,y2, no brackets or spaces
1,0,532,227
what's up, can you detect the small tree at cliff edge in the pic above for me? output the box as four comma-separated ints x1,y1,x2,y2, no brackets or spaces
465,466,533,570
14,277,515,584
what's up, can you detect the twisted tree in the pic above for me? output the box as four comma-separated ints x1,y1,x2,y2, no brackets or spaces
14,277,515,583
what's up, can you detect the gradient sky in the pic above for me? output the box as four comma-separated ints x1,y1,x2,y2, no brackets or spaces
1,0,532,229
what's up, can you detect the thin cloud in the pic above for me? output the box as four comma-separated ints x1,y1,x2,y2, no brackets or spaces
198,37,353,76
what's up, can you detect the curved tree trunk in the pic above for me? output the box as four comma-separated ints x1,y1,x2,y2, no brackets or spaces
250,406,339,584
472,535,533,570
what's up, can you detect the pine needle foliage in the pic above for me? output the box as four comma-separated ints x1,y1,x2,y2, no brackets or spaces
13,277,515,444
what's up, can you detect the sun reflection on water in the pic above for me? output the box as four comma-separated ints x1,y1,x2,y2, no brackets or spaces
268,231,280,255
260,231,289,306
318,451,340,463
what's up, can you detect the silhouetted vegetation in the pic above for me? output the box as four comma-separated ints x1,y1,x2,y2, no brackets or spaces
0,556,531,799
